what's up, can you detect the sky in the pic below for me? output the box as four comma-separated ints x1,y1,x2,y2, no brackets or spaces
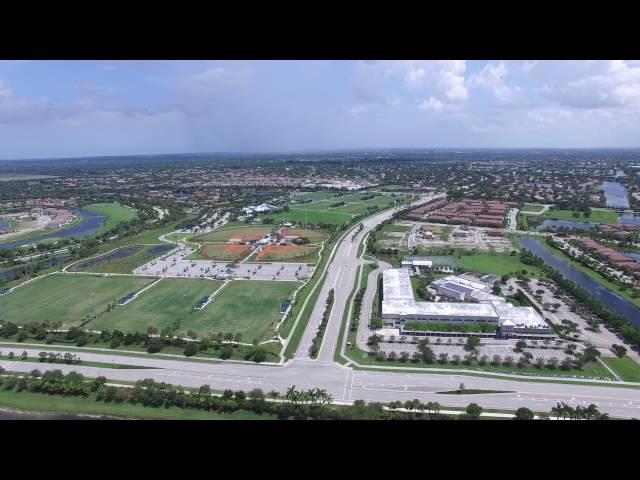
1,60,640,159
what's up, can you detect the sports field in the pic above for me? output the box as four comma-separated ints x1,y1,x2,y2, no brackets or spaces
83,203,138,236
1,274,156,327
198,243,251,261
454,253,544,277
88,278,224,334
193,225,274,243
280,227,328,243
180,280,301,341
255,244,321,263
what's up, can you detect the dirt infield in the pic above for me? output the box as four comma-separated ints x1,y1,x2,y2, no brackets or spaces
200,243,251,261
255,244,320,263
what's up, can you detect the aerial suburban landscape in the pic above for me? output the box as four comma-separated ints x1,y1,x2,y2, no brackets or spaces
1,60,640,421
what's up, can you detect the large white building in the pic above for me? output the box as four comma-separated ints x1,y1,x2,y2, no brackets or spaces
381,269,552,337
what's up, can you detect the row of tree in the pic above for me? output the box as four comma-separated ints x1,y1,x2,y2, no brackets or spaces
309,289,335,358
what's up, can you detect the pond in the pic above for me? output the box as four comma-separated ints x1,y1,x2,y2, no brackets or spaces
619,214,640,226
516,236,640,326
601,181,630,209
0,221,10,229
535,219,597,231
0,209,106,250
0,255,71,282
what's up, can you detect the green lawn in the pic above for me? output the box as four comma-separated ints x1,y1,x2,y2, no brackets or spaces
454,253,544,277
2,274,156,327
0,390,277,420
296,191,338,202
83,203,138,236
88,278,224,335
273,208,354,226
601,356,640,382
520,203,546,214
381,224,412,233
544,208,619,224
193,225,274,243
181,280,301,342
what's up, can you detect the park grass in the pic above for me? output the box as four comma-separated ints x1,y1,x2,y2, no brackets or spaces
281,227,329,243
543,208,619,224
520,203,546,214
83,203,138,236
0,390,278,420
71,244,174,274
181,280,300,342
541,240,640,310
87,278,225,336
1,274,156,328
193,225,274,243
601,356,640,382
273,208,354,226
454,252,545,277
296,191,338,202
381,224,412,233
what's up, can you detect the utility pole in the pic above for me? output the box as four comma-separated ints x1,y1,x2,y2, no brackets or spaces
91,291,96,318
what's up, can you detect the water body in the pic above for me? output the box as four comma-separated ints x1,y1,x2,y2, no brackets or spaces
0,222,9,229
535,219,597,231
0,209,105,250
615,169,627,178
516,236,640,326
622,252,640,263
0,255,70,282
619,214,640,226
601,181,630,209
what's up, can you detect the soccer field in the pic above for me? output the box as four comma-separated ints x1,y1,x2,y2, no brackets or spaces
1,274,156,328
88,278,224,334
180,280,301,341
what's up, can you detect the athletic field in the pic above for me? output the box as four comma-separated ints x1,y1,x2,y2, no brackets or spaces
88,278,224,334
255,244,321,263
180,280,300,341
193,225,275,243
281,228,329,243
1,274,155,328
198,243,251,261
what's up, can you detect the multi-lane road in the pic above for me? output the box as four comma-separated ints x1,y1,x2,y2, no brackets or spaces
3,193,640,418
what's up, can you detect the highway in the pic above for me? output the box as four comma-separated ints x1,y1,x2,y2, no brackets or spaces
2,347,640,418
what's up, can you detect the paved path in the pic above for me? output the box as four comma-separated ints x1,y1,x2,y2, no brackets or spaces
356,259,391,350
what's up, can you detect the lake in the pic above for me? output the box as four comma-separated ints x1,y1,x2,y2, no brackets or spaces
516,236,640,326
535,219,597,231
601,181,630,209
619,214,640,226
0,222,9,230
0,209,105,250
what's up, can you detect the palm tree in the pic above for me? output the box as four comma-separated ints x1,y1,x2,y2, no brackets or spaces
585,404,600,420
285,385,297,403
551,402,563,420
267,390,281,400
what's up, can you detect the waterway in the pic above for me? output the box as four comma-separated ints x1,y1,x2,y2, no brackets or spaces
535,219,597,231
601,181,630,209
0,209,105,250
516,236,640,326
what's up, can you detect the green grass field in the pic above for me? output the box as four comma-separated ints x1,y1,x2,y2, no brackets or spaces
71,244,173,274
544,208,619,224
381,224,412,233
2,274,156,327
255,244,321,263
195,244,251,261
295,191,338,202
274,208,353,225
0,390,277,420
520,203,546,214
281,227,328,243
601,356,640,382
454,253,544,277
83,203,138,236
182,280,300,341
88,278,224,335
193,225,274,243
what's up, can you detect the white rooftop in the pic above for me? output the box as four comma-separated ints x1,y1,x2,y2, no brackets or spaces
383,269,415,301
491,302,548,329
382,299,499,319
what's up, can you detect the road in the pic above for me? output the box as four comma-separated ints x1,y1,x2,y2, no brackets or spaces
507,208,519,231
295,195,443,361
3,347,640,418
356,259,391,350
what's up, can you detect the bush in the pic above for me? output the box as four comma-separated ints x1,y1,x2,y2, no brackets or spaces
184,342,198,357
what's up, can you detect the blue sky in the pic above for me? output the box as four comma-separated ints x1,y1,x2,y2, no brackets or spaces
1,60,640,159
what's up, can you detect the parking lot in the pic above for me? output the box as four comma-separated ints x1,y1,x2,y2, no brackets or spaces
133,245,314,281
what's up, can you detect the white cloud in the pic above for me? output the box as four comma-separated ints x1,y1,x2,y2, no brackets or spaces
418,97,444,111
468,62,520,104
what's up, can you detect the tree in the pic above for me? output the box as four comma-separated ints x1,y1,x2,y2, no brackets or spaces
186,329,198,341
184,342,198,357
234,333,243,344
221,344,234,359
466,403,483,418
514,407,534,420
464,336,480,352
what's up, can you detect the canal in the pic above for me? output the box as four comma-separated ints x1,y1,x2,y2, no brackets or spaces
516,236,640,326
